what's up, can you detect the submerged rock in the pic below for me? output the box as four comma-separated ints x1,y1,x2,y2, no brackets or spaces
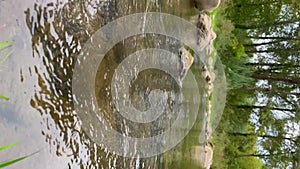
178,46,194,80
130,46,194,111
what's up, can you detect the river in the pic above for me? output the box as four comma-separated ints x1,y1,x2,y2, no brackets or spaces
0,0,225,168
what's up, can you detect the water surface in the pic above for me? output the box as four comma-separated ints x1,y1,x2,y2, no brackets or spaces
0,0,214,168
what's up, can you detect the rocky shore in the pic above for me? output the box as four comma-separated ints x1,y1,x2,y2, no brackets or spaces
192,1,221,168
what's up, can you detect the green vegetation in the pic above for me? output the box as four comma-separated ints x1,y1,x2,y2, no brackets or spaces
0,41,13,64
167,157,204,169
0,41,13,101
0,142,38,168
0,41,12,49
0,95,9,101
1,41,37,167
210,0,300,168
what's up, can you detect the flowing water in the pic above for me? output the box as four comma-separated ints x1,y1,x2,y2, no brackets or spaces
0,0,224,168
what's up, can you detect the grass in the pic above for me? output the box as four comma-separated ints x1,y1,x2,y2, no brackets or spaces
0,41,38,168
0,41,12,49
210,9,219,30
0,142,38,168
207,7,230,169
207,8,228,129
0,41,13,101
0,41,13,63
0,95,9,101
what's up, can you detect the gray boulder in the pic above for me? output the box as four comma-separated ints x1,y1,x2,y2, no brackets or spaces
194,0,221,12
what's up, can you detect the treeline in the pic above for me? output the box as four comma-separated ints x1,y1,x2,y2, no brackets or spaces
212,0,300,168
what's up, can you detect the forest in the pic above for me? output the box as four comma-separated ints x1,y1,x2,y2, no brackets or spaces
211,0,300,168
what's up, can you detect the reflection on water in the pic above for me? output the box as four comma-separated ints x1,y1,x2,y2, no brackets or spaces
95,34,185,139
10,0,209,168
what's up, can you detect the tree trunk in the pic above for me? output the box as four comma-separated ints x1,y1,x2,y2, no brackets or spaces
235,105,297,112
246,62,299,68
235,154,271,158
245,48,300,54
228,132,299,142
235,19,299,30
246,36,300,41
242,87,300,96
251,74,300,85
243,40,284,47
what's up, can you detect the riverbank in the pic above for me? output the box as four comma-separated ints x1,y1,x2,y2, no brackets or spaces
198,3,230,169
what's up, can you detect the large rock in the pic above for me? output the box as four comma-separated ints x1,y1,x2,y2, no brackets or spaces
191,143,214,169
194,0,221,12
197,12,216,48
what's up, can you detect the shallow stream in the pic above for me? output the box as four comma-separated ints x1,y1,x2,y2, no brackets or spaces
0,0,225,168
